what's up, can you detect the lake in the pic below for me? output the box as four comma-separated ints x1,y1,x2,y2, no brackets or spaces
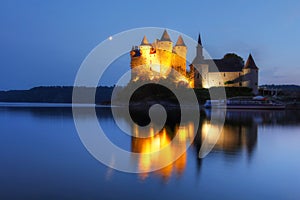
0,105,300,199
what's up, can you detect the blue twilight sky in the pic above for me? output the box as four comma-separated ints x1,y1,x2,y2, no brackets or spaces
0,0,300,90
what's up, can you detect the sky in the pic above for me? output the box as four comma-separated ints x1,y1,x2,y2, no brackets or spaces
0,0,300,90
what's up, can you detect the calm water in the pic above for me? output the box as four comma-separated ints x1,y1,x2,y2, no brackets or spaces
0,106,300,200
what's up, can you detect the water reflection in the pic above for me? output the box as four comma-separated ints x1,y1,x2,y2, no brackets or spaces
1,106,299,181
1,106,300,199
201,110,258,156
131,122,194,180
129,108,259,180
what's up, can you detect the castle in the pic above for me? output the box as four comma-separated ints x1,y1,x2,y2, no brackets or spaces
130,30,259,94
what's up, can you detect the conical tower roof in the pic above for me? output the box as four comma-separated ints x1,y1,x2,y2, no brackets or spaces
140,35,150,45
244,54,258,69
198,33,202,46
160,30,172,42
175,35,186,46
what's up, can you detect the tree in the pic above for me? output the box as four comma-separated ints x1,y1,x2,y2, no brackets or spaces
223,53,244,65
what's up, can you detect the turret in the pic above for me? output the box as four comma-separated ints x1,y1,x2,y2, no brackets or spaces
243,54,258,70
139,35,151,55
172,35,187,75
173,35,187,59
157,30,173,52
243,54,259,94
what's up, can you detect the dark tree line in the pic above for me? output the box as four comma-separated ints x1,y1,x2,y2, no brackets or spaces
0,86,114,104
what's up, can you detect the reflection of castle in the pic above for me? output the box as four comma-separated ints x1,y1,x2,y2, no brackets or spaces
131,123,194,180
130,30,259,94
130,110,258,180
200,118,257,156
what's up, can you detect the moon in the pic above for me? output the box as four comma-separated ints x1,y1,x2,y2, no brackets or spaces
108,36,113,40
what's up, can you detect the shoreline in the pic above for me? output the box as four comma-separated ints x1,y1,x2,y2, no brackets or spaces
1,101,300,110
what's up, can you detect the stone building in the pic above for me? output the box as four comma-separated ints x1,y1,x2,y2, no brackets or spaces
130,30,259,94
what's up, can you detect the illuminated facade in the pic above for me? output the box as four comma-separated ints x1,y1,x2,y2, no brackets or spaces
190,35,259,94
130,30,259,94
130,30,190,87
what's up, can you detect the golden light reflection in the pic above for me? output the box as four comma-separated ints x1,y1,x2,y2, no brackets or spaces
131,123,195,180
200,119,257,152
130,117,257,181
201,121,222,145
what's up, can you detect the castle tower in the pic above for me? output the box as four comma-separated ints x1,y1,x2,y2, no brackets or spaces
157,30,173,72
172,35,187,75
139,35,151,57
242,54,259,94
173,35,187,58
190,33,207,88
130,36,152,81
157,30,173,52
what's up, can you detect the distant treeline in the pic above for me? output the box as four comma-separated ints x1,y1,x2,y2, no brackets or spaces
1,84,298,105
0,85,254,105
0,86,114,104
260,84,300,91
